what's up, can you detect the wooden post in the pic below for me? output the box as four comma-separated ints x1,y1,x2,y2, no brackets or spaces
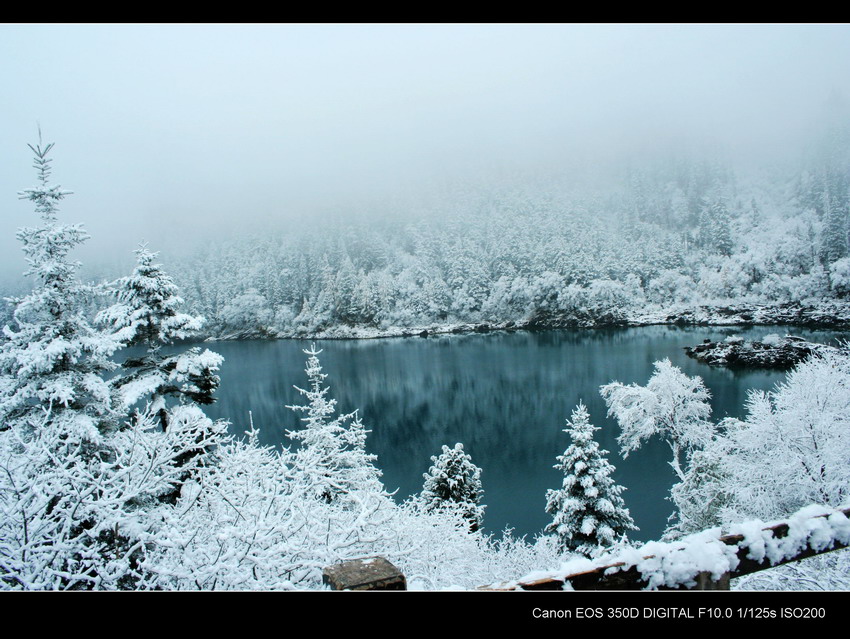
692,571,730,590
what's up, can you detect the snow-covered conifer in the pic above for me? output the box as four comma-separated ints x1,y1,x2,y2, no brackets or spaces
97,245,222,431
419,442,485,532
0,135,121,440
544,402,636,557
0,138,230,590
286,345,384,504
820,171,849,265
0,137,152,588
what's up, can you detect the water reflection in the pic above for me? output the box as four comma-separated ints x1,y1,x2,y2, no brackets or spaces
202,325,846,541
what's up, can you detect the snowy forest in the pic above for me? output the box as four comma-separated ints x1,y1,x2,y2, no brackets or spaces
130,105,850,341
2,24,850,592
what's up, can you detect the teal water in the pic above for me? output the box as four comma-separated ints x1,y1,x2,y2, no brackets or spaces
202,325,846,542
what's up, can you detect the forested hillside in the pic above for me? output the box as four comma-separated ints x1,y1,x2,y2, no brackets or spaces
155,114,850,340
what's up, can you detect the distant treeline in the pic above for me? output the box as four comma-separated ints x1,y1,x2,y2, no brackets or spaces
158,121,850,338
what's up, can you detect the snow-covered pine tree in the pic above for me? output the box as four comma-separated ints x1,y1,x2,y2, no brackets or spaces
419,442,485,532
544,402,636,557
0,136,140,588
0,135,121,439
821,178,849,265
286,344,384,504
97,244,222,432
0,137,228,590
709,197,733,257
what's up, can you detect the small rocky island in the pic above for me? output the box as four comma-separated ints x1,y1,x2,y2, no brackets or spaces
684,334,841,369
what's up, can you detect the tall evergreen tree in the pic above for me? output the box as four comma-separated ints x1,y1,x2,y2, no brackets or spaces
419,442,485,532
0,137,137,588
709,198,733,257
544,402,636,557
0,139,229,590
286,345,384,504
0,135,120,439
821,173,849,265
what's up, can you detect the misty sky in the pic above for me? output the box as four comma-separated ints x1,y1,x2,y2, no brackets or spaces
2,23,850,279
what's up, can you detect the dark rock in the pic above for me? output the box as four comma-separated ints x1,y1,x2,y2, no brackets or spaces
322,556,407,591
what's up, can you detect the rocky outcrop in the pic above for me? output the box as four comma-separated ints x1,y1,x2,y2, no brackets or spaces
684,334,840,369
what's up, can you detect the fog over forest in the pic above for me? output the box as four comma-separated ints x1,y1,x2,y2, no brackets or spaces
2,24,850,284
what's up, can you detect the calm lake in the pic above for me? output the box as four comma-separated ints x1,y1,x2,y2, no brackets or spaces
202,325,846,542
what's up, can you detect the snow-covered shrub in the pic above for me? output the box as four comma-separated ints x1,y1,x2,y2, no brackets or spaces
734,552,850,591
646,269,697,306
419,443,485,532
386,500,562,590
145,421,398,590
829,256,850,296
220,288,274,335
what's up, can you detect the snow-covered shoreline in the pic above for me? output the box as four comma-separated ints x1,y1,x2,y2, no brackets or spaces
203,300,850,342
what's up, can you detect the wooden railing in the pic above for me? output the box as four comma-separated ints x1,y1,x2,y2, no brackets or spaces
485,506,850,591
322,505,850,591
